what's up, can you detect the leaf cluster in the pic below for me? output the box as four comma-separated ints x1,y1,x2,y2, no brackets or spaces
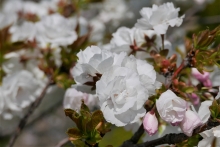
192,25,220,72
64,101,111,147
193,25,220,50
209,99,220,120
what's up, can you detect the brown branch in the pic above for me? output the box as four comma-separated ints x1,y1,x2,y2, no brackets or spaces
121,124,145,147
121,119,220,147
7,76,53,147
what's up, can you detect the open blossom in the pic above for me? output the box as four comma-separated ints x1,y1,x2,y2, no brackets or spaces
135,2,184,34
96,55,161,126
180,109,202,136
71,46,127,92
0,12,17,30
9,21,37,42
63,88,98,112
98,0,133,27
36,13,77,48
110,27,171,59
156,90,187,125
199,126,220,147
198,100,212,123
143,112,158,136
0,70,42,120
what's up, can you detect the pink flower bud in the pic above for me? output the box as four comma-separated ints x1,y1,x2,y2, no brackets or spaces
143,112,158,136
190,93,200,105
192,68,212,87
180,109,203,136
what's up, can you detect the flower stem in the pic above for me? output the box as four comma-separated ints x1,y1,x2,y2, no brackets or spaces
161,34,165,50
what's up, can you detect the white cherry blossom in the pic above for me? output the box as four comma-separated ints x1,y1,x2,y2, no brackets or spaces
9,21,37,42
63,88,98,112
135,2,184,34
197,100,212,123
0,70,42,120
36,13,77,48
71,46,127,92
199,126,220,147
98,0,133,27
156,90,187,125
110,27,171,59
96,55,161,126
0,12,17,30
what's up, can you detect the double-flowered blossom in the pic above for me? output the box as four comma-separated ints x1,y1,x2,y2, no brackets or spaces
135,2,184,34
96,55,161,126
110,27,171,59
71,46,127,92
9,22,37,42
156,90,187,125
63,88,98,112
36,13,77,48
0,70,42,120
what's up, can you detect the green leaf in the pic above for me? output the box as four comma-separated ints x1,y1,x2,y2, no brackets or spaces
72,140,88,147
183,87,195,93
81,101,90,112
86,130,102,145
91,110,104,129
67,128,82,140
209,99,220,119
64,109,83,130
80,110,92,132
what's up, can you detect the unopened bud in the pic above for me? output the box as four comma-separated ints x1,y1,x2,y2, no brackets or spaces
180,109,202,136
143,112,158,136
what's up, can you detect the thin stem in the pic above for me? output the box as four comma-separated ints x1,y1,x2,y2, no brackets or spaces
7,77,53,147
130,124,144,144
121,124,144,147
161,34,165,50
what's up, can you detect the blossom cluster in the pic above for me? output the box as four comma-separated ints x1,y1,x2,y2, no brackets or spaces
0,0,133,135
66,2,220,146
0,0,220,147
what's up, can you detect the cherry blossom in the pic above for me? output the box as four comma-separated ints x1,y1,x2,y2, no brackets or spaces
135,2,184,34
96,55,161,126
156,90,187,125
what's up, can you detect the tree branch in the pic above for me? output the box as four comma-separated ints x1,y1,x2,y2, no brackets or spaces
121,124,144,147
7,76,53,147
121,119,220,147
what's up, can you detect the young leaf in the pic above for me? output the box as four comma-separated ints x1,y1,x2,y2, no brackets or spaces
81,100,90,112
72,140,88,147
67,128,82,141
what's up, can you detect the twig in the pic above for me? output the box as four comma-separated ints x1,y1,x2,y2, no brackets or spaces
7,76,53,147
55,137,69,147
121,119,220,147
121,124,144,147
